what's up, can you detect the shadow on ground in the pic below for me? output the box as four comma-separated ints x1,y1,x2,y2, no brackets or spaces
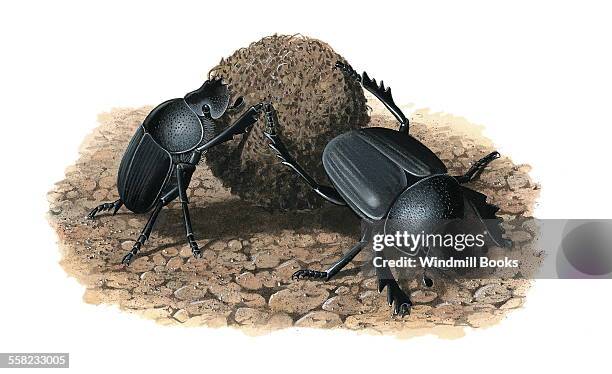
47,96,540,337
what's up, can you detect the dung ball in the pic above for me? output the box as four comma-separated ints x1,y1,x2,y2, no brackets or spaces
205,34,369,210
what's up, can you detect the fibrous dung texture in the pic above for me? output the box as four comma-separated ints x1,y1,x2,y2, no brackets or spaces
205,35,369,210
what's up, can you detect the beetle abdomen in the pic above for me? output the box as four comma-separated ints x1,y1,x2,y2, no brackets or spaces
322,128,448,220
117,129,173,214
117,126,144,195
323,130,408,220
357,127,447,176
143,99,204,154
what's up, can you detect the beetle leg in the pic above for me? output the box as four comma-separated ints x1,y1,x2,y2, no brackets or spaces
263,104,347,206
122,203,163,266
292,269,328,280
292,240,366,281
335,61,409,133
87,199,123,219
375,250,412,317
176,163,202,259
455,151,500,183
293,227,371,281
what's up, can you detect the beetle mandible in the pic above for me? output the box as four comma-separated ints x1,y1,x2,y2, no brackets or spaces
88,78,265,265
264,62,511,316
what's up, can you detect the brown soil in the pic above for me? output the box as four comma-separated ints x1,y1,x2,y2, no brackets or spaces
47,95,540,337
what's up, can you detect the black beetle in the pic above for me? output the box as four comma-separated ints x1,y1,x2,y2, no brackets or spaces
264,62,510,316
88,78,265,265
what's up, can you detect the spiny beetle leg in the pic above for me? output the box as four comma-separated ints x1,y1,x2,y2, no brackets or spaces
263,103,293,163
334,60,409,132
292,269,328,281
387,282,412,317
378,273,412,317
264,132,292,165
334,61,361,83
88,199,123,219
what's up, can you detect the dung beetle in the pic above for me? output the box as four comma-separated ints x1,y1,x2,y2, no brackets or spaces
88,78,266,265
264,62,510,316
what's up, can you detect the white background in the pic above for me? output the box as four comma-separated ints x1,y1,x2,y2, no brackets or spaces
1,0,610,372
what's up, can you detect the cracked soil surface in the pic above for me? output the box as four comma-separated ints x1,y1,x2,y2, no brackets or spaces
47,95,540,337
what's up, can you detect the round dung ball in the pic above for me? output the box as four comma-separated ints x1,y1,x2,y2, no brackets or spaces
205,34,369,210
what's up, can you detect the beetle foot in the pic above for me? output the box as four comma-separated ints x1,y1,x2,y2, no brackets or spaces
88,199,122,219
122,241,141,266
191,247,203,259
121,252,134,266
292,269,328,281
187,235,202,258
378,278,412,317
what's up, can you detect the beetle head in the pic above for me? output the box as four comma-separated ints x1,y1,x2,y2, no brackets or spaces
184,77,230,119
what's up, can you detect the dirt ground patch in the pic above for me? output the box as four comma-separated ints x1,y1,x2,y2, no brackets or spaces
47,94,540,337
